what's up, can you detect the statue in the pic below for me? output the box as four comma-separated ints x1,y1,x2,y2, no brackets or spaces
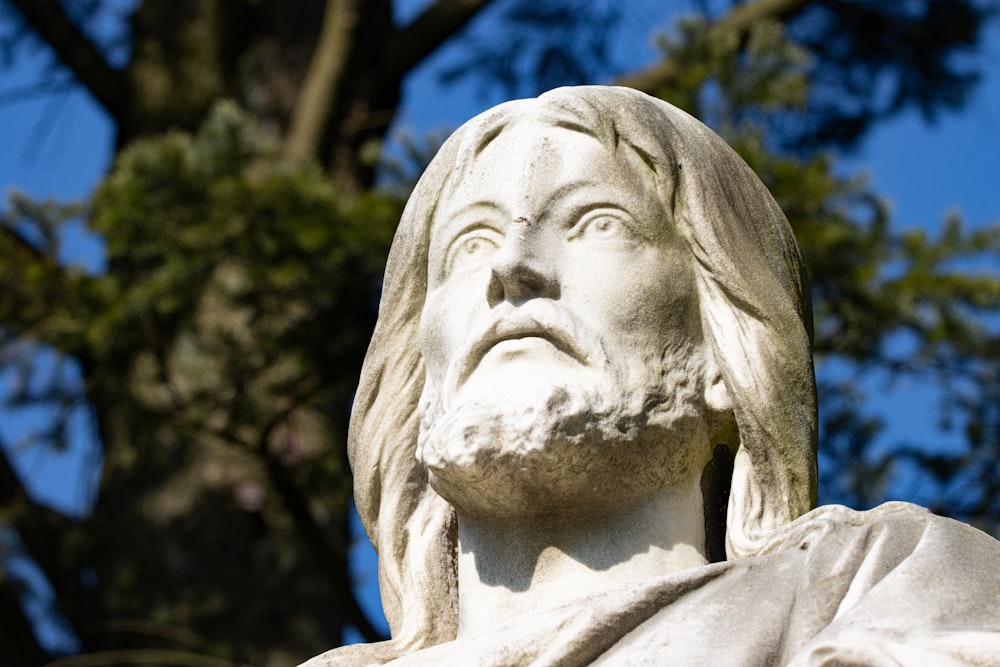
303,86,1000,666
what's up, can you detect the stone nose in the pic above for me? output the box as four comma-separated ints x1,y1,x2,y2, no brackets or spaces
486,218,560,306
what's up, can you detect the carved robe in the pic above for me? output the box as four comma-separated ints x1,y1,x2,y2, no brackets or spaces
315,502,1000,666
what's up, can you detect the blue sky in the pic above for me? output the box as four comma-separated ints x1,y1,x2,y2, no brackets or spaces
2,0,999,645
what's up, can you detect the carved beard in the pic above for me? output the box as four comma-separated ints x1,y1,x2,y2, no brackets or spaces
416,344,710,520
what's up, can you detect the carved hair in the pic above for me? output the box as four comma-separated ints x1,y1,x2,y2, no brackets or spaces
347,86,817,656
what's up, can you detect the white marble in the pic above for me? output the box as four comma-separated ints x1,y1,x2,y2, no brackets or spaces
302,87,1000,666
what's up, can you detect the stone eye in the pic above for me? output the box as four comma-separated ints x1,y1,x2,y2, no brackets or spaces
568,210,633,241
445,228,501,276
590,217,619,235
463,237,491,255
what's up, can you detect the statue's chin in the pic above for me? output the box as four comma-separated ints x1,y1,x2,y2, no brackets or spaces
418,383,709,521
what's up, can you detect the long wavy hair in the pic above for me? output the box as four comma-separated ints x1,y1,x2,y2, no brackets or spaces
347,86,817,658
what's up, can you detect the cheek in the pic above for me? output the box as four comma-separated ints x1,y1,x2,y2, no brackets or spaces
419,291,451,387
565,250,697,347
630,249,699,337
419,282,484,382
646,270,700,331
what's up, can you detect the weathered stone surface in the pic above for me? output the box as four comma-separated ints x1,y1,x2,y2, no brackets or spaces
302,87,1000,666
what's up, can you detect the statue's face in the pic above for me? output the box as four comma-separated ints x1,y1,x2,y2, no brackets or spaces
417,120,711,518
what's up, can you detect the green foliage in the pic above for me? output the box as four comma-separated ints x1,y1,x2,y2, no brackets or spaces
787,0,987,150
1,102,399,665
656,17,1000,526
654,16,810,128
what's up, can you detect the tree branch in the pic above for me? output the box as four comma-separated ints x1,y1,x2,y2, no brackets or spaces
282,0,364,165
615,0,810,93
240,396,384,642
0,220,59,325
0,577,50,667
0,223,89,358
4,0,127,123
257,431,385,642
385,0,495,80
0,442,92,651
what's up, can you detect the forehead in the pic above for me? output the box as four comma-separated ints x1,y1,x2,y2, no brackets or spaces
464,121,602,180
437,120,662,218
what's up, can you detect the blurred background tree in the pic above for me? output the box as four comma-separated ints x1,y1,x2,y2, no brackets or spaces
0,0,998,665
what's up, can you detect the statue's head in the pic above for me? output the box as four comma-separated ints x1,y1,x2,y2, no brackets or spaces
348,86,817,652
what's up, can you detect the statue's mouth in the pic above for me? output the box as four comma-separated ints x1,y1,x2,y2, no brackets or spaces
482,332,571,359
451,310,594,392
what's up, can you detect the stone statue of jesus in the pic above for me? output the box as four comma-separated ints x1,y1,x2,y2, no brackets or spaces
302,86,1000,666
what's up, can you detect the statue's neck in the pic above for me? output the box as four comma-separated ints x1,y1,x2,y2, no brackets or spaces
454,478,708,637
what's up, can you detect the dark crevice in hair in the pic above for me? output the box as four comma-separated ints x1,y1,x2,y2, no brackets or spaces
622,140,657,175
474,124,505,156
702,443,734,563
687,251,769,326
549,118,600,139
446,508,459,600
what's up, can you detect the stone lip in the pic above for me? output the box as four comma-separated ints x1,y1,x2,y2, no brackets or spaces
453,306,596,392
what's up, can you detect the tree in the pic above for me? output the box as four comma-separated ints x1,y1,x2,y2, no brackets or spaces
0,0,998,665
